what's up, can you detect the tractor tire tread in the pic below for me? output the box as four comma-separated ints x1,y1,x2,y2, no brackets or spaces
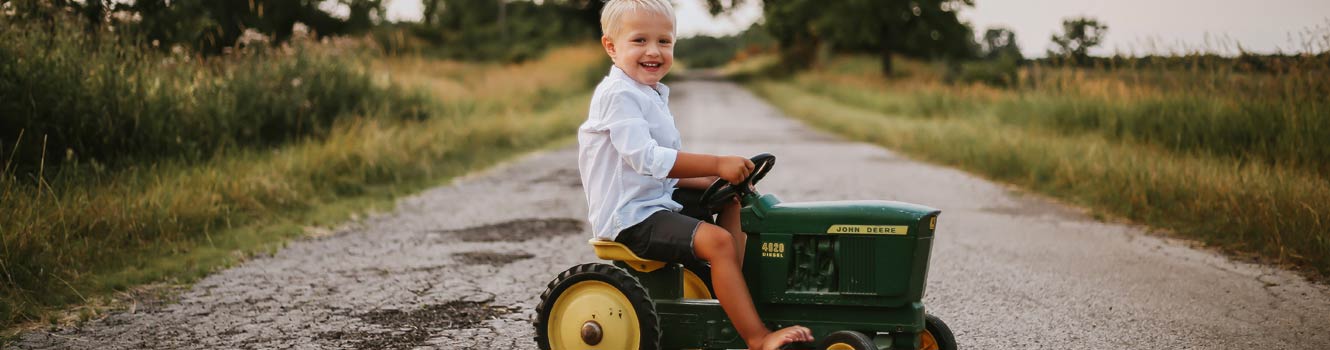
924,314,957,350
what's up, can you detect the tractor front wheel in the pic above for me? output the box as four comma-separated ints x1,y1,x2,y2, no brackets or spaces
534,263,660,350
819,330,876,350
920,314,956,350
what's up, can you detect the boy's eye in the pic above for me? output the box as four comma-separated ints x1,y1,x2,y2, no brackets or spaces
659,39,672,45
632,38,646,43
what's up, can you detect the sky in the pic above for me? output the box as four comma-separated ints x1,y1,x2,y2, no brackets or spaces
962,0,1330,57
383,0,1330,57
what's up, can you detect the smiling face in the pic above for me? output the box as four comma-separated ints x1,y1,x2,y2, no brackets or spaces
601,9,674,87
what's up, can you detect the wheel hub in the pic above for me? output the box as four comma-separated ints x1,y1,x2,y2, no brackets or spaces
581,320,603,345
920,330,939,350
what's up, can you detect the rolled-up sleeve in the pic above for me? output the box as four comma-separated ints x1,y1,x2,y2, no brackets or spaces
599,90,677,179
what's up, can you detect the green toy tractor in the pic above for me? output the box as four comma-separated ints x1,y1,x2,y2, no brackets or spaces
535,154,955,350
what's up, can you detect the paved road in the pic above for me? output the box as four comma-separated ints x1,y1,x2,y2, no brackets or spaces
16,80,1330,349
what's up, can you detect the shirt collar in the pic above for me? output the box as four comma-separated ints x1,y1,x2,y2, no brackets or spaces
609,65,669,102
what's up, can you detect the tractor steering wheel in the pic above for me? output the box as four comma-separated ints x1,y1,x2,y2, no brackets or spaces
698,153,775,210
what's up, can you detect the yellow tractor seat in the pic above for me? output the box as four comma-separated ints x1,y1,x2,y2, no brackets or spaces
588,239,712,299
589,239,665,272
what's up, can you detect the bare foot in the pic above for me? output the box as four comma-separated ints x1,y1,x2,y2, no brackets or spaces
755,325,814,350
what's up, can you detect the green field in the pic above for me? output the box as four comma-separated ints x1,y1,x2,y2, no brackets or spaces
0,17,606,331
740,54,1330,279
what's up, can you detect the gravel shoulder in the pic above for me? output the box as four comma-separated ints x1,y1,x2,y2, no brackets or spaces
15,79,1330,349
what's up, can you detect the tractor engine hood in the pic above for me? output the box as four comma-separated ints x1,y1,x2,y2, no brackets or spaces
740,194,941,236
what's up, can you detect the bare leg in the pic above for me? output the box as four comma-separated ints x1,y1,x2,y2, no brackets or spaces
694,224,813,349
719,198,746,264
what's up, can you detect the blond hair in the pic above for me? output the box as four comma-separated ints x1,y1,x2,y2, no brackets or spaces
600,0,676,38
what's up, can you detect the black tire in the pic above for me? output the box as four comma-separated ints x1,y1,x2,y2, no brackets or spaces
924,314,957,350
534,263,660,350
819,330,876,350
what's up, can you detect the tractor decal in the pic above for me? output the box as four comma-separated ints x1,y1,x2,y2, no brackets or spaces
761,242,786,258
826,224,910,235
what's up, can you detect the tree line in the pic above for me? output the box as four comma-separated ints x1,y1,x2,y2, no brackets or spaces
705,0,1110,76
376,0,602,61
1,0,605,59
5,0,375,54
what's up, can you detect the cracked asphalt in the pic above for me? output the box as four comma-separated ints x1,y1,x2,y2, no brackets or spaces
14,79,1330,349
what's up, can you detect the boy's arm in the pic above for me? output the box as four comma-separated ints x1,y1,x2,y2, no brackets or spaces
676,176,718,190
669,152,755,184
596,89,752,182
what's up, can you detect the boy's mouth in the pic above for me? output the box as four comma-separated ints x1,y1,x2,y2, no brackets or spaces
640,62,662,72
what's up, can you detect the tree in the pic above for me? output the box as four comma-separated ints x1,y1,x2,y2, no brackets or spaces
758,0,821,72
1049,17,1107,65
422,0,443,25
709,0,977,76
546,0,605,38
341,0,385,33
396,0,598,60
981,27,1022,61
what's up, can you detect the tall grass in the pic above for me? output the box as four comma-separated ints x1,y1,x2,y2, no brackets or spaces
373,46,607,112
743,52,1330,278
0,19,432,172
790,54,1330,176
0,17,608,330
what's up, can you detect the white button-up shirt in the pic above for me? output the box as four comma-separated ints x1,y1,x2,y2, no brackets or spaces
578,66,683,240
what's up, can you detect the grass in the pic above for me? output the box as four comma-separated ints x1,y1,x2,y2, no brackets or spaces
741,53,1330,279
789,56,1330,176
0,24,607,332
0,20,433,172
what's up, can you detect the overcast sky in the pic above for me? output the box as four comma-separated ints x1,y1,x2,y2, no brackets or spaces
383,0,1330,57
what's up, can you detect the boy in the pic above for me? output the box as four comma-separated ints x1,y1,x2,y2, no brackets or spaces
577,1,814,349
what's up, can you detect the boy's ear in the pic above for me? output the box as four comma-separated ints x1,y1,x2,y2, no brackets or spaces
601,35,616,58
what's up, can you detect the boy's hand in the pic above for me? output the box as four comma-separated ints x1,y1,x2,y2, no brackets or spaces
717,156,755,184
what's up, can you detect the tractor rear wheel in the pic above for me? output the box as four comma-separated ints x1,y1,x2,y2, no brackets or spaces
819,330,875,350
920,314,956,350
534,263,660,350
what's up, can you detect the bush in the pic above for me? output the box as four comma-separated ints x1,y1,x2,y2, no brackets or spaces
677,25,779,69
951,55,1021,87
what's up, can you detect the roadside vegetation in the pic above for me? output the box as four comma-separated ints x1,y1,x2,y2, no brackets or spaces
697,0,1329,280
675,25,776,69
739,51,1330,278
0,14,605,331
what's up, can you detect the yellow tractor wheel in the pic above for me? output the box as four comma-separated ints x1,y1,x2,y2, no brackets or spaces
535,263,659,350
681,268,712,299
922,314,956,350
819,330,875,350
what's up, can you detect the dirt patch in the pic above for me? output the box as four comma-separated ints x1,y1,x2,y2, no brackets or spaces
437,218,584,242
322,301,517,350
452,251,535,266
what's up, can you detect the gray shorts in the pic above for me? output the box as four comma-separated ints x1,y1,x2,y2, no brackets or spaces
613,189,716,286
614,210,704,265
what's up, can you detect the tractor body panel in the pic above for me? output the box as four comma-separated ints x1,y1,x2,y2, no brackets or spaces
616,193,941,349
741,194,939,235
651,299,925,350
740,194,939,307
